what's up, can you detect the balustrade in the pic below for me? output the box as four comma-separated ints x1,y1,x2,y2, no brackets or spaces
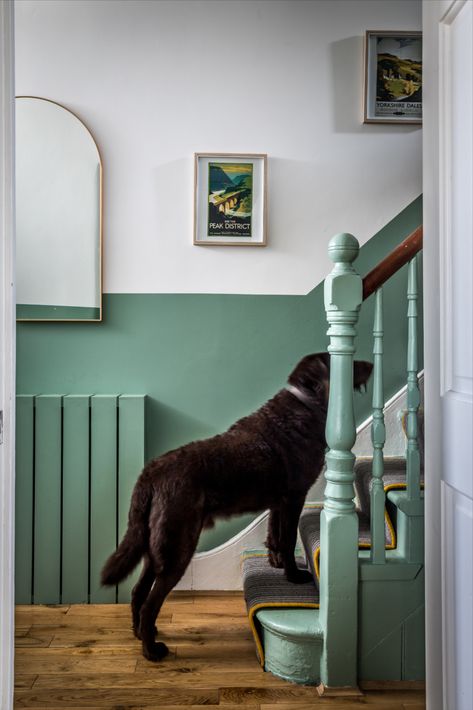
370,288,386,564
320,229,423,686
406,256,421,500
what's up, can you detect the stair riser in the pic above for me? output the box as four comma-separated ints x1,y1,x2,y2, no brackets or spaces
261,627,322,685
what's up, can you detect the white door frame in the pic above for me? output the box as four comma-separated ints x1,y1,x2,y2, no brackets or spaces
423,4,446,706
423,1,473,708
0,1,16,709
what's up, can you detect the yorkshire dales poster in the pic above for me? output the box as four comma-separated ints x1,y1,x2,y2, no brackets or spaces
375,35,422,120
207,162,253,238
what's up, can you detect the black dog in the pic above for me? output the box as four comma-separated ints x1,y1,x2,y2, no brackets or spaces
101,352,372,661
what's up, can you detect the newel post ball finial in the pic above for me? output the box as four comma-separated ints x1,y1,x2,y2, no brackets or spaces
325,233,362,314
327,232,359,265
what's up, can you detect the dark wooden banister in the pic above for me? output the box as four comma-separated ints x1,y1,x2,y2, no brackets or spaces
362,226,423,300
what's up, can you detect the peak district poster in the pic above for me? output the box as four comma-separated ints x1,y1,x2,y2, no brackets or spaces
207,162,253,238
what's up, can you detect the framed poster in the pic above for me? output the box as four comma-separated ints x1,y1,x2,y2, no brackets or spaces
194,153,267,246
364,31,422,124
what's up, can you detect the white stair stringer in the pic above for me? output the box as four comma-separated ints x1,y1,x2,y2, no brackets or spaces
174,510,269,591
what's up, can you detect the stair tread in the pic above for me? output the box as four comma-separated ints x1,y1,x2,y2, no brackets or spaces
300,504,396,581
242,552,319,605
355,458,407,517
257,607,323,638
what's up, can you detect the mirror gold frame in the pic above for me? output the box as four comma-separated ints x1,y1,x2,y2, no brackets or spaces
15,96,103,322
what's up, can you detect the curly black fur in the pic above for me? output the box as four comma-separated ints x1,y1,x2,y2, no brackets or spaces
101,352,372,661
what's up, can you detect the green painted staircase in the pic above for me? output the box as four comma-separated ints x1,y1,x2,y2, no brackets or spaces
243,458,424,685
242,230,424,690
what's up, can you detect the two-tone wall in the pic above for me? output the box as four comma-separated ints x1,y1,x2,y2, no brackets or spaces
15,0,423,551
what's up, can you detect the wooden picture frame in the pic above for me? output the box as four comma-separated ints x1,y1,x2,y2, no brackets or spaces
194,153,267,246
363,31,422,124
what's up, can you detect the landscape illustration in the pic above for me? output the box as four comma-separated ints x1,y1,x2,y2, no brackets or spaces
375,36,422,118
207,162,253,238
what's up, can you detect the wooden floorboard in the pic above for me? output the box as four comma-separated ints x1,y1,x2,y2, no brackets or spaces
14,594,426,709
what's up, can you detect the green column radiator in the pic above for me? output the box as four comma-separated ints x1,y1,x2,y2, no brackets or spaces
15,394,146,605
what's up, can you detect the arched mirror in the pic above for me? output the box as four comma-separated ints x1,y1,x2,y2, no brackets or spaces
15,96,102,321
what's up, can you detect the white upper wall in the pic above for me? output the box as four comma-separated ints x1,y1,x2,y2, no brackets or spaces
15,0,422,295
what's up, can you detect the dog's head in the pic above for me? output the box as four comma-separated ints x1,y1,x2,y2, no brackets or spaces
288,352,373,402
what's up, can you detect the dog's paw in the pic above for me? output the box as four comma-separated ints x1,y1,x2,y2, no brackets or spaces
286,568,313,584
142,641,169,662
267,549,284,568
134,624,157,640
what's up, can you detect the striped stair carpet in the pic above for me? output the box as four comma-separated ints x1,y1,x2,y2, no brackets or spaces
242,457,423,666
242,553,318,666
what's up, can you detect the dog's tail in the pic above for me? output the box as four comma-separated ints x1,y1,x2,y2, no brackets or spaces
101,478,151,587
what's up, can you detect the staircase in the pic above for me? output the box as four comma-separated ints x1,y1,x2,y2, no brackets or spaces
242,228,424,691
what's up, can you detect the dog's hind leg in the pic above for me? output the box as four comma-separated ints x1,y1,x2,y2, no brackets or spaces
139,511,203,662
131,554,155,639
138,577,173,662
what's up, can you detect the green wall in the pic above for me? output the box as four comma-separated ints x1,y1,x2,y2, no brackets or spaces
16,196,423,551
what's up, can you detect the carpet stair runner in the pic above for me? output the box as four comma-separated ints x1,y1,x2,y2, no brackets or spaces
242,456,424,683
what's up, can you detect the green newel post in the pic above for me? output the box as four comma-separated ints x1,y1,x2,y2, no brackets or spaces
320,233,362,689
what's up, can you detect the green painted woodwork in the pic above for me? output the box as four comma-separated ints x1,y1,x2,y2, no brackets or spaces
33,395,62,604
257,563,425,685
358,568,425,681
17,304,101,321
62,396,90,603
358,553,422,581
90,395,118,603
361,625,404,681
117,396,146,603
387,490,424,516
370,289,386,564
16,197,423,552
249,215,425,686
387,493,425,565
403,605,426,681
406,257,421,503
320,233,361,689
257,609,323,685
15,396,34,604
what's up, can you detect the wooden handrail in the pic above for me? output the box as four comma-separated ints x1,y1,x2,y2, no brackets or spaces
362,226,423,300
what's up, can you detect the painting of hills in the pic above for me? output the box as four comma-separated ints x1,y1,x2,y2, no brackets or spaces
376,36,422,104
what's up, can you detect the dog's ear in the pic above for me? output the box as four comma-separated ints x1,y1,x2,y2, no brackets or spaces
316,352,330,373
288,353,330,395
311,353,330,397
354,360,373,392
